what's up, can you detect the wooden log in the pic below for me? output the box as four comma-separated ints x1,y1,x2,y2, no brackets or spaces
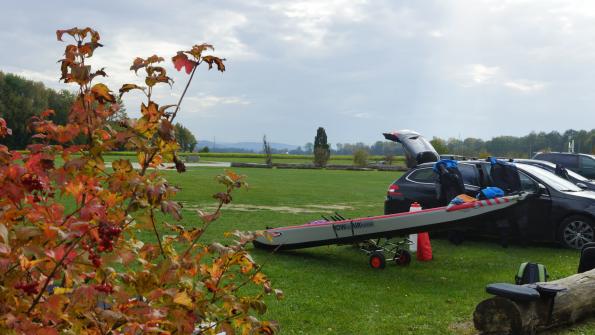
473,268,595,334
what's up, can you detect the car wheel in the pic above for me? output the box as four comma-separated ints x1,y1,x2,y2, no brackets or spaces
559,215,595,249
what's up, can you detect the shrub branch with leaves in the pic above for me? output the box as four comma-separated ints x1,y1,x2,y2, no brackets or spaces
0,27,281,335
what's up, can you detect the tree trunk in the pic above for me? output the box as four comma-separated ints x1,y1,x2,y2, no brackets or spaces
473,268,595,334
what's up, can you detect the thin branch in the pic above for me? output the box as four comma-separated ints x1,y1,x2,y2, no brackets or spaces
139,150,157,176
181,198,225,259
210,256,232,303
150,208,166,259
230,244,281,294
27,232,88,315
170,61,199,123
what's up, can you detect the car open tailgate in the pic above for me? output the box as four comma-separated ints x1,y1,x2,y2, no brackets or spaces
383,129,439,168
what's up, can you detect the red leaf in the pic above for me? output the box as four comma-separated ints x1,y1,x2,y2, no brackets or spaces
40,109,55,118
45,245,77,263
172,52,196,74
161,200,182,221
36,327,58,335
0,118,12,138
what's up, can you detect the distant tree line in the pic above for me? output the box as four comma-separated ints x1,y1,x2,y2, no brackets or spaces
0,71,205,152
430,129,595,158
290,130,594,158
0,71,76,149
290,141,404,156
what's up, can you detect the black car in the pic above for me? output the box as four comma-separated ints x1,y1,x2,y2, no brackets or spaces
512,159,595,191
384,160,595,249
385,160,484,213
533,152,595,179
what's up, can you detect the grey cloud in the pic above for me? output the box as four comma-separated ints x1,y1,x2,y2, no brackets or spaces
1,0,594,146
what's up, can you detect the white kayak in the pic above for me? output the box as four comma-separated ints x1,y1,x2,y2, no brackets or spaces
254,194,525,250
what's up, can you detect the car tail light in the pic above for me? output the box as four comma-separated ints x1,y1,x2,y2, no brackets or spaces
387,184,402,197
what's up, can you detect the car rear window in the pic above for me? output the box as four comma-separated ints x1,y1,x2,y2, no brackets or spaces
407,168,435,183
580,155,595,169
459,164,480,186
534,153,552,161
518,164,582,192
551,154,579,168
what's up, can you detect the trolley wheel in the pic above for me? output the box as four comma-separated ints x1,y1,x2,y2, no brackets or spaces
369,251,386,269
394,250,411,266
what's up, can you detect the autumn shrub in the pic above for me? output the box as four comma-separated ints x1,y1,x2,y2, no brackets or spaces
353,148,369,167
383,154,394,165
0,27,280,335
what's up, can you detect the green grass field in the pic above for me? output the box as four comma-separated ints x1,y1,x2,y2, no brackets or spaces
96,152,406,166
156,167,593,335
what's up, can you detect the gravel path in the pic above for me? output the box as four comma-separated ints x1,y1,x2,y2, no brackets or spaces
106,161,231,169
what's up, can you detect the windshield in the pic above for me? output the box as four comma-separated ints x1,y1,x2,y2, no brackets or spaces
567,168,590,182
517,164,583,192
531,160,590,182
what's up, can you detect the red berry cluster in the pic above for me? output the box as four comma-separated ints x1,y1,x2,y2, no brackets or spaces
14,281,39,295
97,222,122,252
82,240,101,268
20,173,43,193
94,283,114,294
81,223,122,268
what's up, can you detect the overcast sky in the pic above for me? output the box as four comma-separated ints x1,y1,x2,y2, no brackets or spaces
2,0,595,146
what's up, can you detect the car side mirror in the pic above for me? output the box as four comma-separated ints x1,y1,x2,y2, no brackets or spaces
538,183,548,194
576,182,588,189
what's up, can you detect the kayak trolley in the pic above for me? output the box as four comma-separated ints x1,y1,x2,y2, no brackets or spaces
359,238,412,269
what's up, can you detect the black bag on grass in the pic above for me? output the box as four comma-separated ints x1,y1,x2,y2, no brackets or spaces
515,262,548,285
578,243,595,273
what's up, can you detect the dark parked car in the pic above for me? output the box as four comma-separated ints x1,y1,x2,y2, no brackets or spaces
513,159,595,191
533,152,595,179
384,160,595,249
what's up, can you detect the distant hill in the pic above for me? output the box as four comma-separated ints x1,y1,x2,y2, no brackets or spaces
196,140,298,153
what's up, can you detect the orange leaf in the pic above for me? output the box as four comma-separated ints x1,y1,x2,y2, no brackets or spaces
91,83,116,103
130,57,146,73
119,83,145,97
173,291,194,308
56,28,77,41
187,43,214,58
251,272,267,285
202,55,226,72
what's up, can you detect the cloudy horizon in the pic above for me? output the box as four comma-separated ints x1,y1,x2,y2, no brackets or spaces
1,0,594,147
